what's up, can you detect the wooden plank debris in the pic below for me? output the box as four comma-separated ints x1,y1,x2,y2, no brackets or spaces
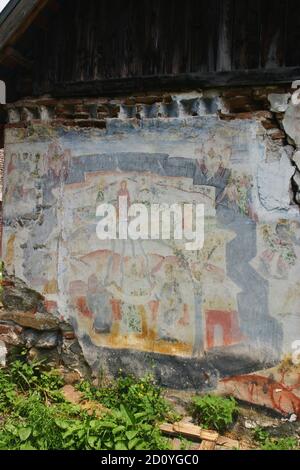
160,421,240,450
199,440,216,450
216,435,239,449
160,421,219,442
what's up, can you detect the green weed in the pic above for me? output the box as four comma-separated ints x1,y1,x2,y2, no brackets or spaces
0,360,171,450
190,394,238,432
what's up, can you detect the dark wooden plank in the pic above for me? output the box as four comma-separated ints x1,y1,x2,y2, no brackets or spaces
216,0,234,71
260,0,287,68
37,67,300,99
232,0,261,70
189,0,220,73
1,0,300,102
285,0,300,67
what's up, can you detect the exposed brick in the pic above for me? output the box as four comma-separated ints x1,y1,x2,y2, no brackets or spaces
74,104,86,113
83,98,108,105
51,119,75,127
162,94,173,104
97,103,120,118
61,99,84,106
123,97,136,106
220,110,274,121
34,98,56,107
219,112,254,121
50,118,106,129
5,122,27,129
222,88,252,98
223,96,266,113
73,112,90,120
268,129,286,140
97,104,109,113
74,119,106,129
55,105,75,118
253,110,273,120
97,112,110,119
262,119,279,130
57,112,75,120
135,95,162,105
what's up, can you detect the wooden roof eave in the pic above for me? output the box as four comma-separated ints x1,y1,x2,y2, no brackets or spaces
0,0,49,58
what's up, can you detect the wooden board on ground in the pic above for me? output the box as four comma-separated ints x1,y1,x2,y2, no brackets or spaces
199,440,216,450
216,435,239,449
159,421,219,442
160,421,241,450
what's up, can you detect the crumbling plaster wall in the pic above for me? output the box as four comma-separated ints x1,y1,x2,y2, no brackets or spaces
1,84,300,416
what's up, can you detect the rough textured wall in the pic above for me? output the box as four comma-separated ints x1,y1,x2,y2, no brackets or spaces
1,85,300,416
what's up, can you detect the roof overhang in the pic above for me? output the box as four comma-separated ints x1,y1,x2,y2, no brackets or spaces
0,0,49,55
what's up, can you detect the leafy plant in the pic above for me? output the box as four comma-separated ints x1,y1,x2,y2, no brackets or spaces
77,372,176,423
0,361,171,450
0,392,169,450
253,427,299,450
56,404,169,450
190,394,238,432
261,437,298,450
253,426,269,443
0,369,18,413
10,358,62,391
0,394,82,450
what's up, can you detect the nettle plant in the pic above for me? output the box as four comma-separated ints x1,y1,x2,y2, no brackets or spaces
190,394,239,432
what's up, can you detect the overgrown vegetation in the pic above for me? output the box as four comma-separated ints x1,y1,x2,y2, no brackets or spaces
1,355,298,450
190,394,238,432
77,372,174,424
253,427,299,451
0,357,172,450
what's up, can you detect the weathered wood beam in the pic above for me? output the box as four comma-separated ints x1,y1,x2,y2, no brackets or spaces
0,0,50,52
40,67,300,99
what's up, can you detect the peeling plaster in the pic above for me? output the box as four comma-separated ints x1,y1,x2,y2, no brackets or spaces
257,150,295,211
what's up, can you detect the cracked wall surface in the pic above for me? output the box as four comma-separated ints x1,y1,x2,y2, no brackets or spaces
1,85,300,415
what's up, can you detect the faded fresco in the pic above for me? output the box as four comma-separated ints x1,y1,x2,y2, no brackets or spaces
2,103,300,408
